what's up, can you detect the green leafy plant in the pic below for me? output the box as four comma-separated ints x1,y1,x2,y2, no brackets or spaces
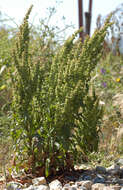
73,90,103,156
10,6,112,176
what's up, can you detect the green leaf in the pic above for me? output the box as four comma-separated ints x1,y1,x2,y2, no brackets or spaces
45,158,50,177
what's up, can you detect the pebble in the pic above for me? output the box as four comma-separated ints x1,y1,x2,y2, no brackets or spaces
70,185,77,190
6,181,23,190
49,179,62,190
106,164,121,175
32,177,47,186
82,180,93,189
78,187,87,190
115,159,123,166
93,176,105,184
24,185,50,190
92,183,105,190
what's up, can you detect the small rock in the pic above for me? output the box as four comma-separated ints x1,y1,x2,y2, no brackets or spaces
110,185,121,190
116,179,123,184
70,185,78,190
24,184,49,190
104,186,121,190
0,176,5,182
63,183,71,188
7,181,23,190
82,180,93,190
93,175,105,184
69,181,75,186
63,184,78,190
106,164,120,175
115,158,123,166
111,177,118,184
96,166,106,174
75,181,83,187
49,179,62,190
62,187,69,190
23,183,31,188
106,164,118,171
78,186,87,190
75,180,92,190
62,184,71,190
23,185,34,190
34,185,49,190
103,187,111,190
32,177,47,186
120,166,123,170
92,183,105,190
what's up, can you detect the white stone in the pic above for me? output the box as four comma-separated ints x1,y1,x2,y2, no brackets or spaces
115,158,123,166
49,179,62,190
92,183,105,190
0,176,5,182
103,187,111,190
32,177,47,186
110,185,121,190
106,164,120,175
23,185,34,190
7,181,23,190
75,181,84,187
63,183,71,188
35,185,50,190
106,164,115,171
103,186,121,190
24,184,49,190
62,187,70,190
92,185,121,190
78,187,87,190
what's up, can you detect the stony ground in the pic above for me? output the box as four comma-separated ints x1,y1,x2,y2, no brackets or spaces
0,158,123,190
